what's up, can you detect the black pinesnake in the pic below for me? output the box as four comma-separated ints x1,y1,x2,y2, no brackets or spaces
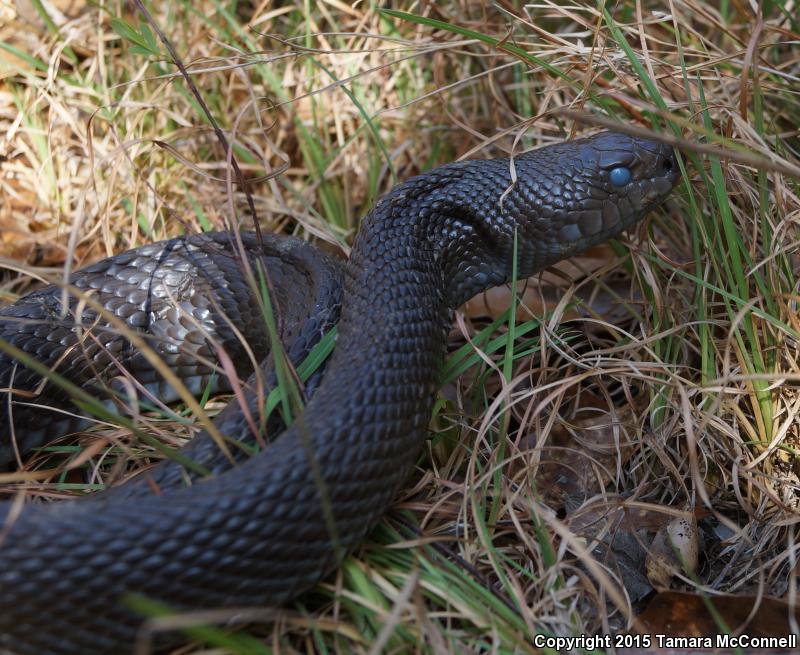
0,131,679,654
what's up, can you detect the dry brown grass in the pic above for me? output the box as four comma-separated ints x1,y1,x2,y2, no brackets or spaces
2,0,800,652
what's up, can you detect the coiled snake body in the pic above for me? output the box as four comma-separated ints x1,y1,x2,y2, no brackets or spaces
0,132,678,654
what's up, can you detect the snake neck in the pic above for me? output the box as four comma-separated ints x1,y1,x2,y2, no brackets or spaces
329,163,517,403
319,203,451,433
284,170,513,496
359,161,518,307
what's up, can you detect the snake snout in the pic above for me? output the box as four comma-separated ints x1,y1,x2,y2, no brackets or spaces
627,136,681,210
636,137,680,185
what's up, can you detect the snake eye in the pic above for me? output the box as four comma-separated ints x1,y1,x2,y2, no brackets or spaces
609,166,632,187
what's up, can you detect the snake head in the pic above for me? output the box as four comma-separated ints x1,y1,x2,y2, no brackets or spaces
361,130,679,308
509,130,680,277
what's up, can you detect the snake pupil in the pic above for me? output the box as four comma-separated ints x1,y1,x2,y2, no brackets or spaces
609,166,632,187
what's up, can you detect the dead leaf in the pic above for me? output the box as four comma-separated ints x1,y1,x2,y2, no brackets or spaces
633,591,800,652
464,245,641,321
518,389,645,507
645,513,700,589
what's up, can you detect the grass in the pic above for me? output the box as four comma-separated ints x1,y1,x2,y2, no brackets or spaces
2,0,800,652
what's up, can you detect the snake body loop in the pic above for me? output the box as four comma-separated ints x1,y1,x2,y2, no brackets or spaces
0,132,678,654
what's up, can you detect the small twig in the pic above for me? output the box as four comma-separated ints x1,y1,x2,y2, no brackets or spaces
132,0,263,242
